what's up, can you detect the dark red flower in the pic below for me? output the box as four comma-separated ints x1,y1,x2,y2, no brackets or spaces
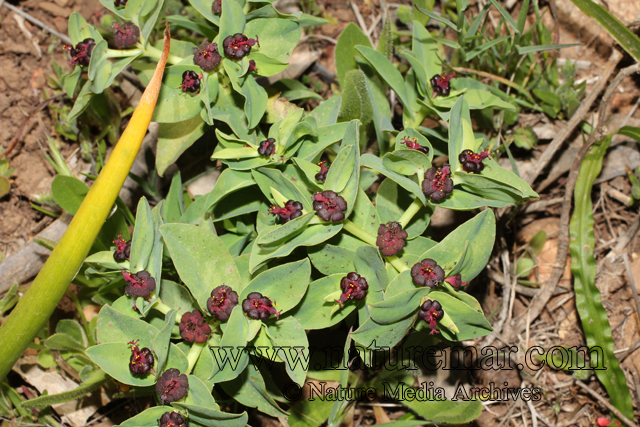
113,234,131,262
315,161,329,183
211,0,221,15
242,292,280,320
313,190,347,222
159,412,186,427
444,274,467,291
248,59,258,72
418,300,444,335
223,33,258,59
400,136,429,155
459,149,490,172
179,310,212,343
430,72,456,97
336,272,368,307
411,259,444,288
128,340,154,376
113,22,140,49
422,165,454,202
193,41,221,71
64,38,95,68
114,0,127,6
269,200,303,223
155,368,188,404
122,270,156,298
258,138,276,156
180,70,201,93
207,285,239,321
376,221,408,256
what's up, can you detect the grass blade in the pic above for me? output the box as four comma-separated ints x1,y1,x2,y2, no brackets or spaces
488,0,519,34
570,135,634,423
517,43,582,54
570,0,640,61
21,370,109,409
414,5,459,32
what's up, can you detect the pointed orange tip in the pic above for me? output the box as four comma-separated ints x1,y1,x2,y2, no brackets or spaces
138,23,171,109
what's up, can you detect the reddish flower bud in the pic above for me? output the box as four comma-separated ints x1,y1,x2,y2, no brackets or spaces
418,300,444,335
313,190,347,222
430,72,456,97
315,161,329,183
336,272,368,307
422,165,453,202
207,285,239,321
179,310,212,343
180,70,201,93
159,412,187,427
400,136,429,155
248,59,258,73
128,340,154,376
122,270,156,298
222,33,258,59
193,42,221,71
113,234,131,262
113,22,140,49
411,258,444,288
269,200,303,223
376,221,408,256
242,292,280,320
258,138,276,156
459,149,490,172
155,368,188,404
444,274,467,291
64,38,95,68
211,0,221,15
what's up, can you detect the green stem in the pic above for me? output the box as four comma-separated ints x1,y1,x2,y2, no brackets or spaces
186,342,206,374
342,220,377,246
65,290,96,346
398,198,423,228
105,48,143,59
142,44,183,65
152,301,182,324
387,256,410,273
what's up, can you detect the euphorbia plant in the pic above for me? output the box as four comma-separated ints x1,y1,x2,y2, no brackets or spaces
0,25,172,382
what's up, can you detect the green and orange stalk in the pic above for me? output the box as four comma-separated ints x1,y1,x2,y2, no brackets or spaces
0,25,171,382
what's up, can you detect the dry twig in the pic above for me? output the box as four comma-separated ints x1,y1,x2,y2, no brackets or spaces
575,381,638,427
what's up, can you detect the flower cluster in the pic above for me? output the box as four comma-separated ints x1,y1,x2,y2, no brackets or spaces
128,340,154,375
422,165,454,202
418,300,444,335
155,369,188,404
336,272,368,307
180,71,201,93
459,149,489,172
315,161,329,183
313,191,347,222
242,292,280,320
179,310,212,343
211,0,221,15
158,412,187,427
113,22,139,49
445,274,467,291
258,138,276,156
207,285,239,321
113,234,131,261
122,270,156,298
430,72,456,97
269,200,303,223
64,38,95,68
376,221,408,256
193,41,221,71
411,258,444,288
223,33,258,59
400,136,429,155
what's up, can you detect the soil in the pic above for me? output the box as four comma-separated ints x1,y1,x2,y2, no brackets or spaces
1,0,640,425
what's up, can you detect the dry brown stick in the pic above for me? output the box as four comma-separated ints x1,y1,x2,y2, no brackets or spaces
575,380,638,427
623,253,640,329
523,50,623,186
513,58,640,332
1,94,65,158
